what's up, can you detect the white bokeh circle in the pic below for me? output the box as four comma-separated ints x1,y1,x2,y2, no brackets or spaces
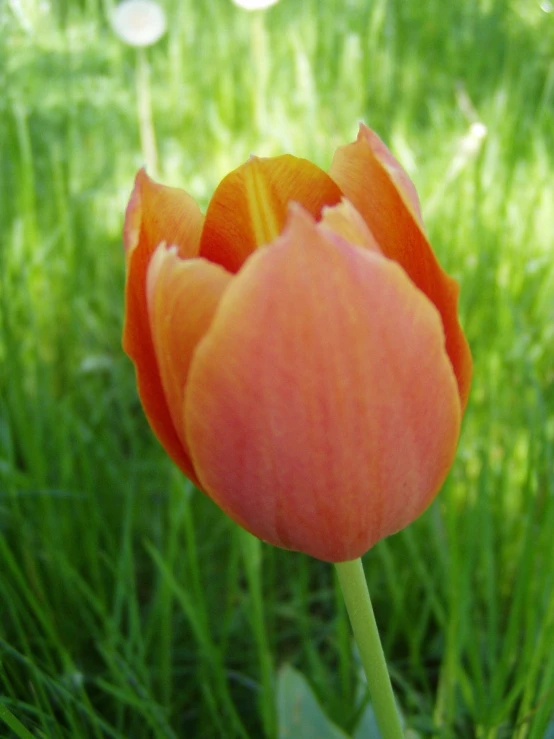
111,0,167,47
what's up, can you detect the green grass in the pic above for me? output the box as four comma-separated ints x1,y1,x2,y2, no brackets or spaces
1,0,553,736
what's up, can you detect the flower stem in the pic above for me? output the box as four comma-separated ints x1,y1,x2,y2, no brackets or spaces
249,11,268,133
335,558,404,739
136,48,159,177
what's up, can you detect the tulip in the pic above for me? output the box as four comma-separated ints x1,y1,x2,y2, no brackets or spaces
122,124,471,563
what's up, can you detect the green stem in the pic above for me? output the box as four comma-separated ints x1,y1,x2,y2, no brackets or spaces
136,48,159,177
238,529,276,738
335,558,404,739
250,12,268,133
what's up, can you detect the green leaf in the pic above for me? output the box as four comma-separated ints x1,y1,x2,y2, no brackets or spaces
352,701,381,739
0,703,37,739
277,665,349,739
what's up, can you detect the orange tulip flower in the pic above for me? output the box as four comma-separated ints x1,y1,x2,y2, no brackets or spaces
123,124,471,563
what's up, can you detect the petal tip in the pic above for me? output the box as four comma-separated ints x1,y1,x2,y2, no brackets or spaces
281,201,319,241
123,171,145,255
319,198,382,254
123,168,164,255
357,120,371,140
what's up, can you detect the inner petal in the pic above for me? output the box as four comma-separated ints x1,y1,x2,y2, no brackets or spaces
198,154,343,273
319,198,382,254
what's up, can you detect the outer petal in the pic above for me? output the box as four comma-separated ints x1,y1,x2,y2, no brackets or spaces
185,206,462,562
357,128,424,228
198,155,343,273
329,124,472,410
146,245,232,463
123,170,204,480
123,169,204,259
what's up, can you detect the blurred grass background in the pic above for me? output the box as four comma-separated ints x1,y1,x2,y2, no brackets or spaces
1,0,553,736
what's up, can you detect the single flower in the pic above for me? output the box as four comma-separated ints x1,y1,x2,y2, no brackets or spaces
111,0,166,47
122,124,472,563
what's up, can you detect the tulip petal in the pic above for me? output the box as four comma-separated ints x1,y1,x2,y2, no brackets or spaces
146,245,232,461
356,128,424,228
123,168,204,259
185,206,462,562
329,124,472,409
123,169,205,480
319,197,381,254
199,155,343,273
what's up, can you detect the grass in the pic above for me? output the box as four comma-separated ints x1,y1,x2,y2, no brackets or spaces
0,0,553,736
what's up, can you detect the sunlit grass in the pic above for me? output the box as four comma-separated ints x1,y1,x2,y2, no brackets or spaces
1,0,553,736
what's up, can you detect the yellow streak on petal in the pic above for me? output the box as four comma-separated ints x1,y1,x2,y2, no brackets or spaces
243,156,282,246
